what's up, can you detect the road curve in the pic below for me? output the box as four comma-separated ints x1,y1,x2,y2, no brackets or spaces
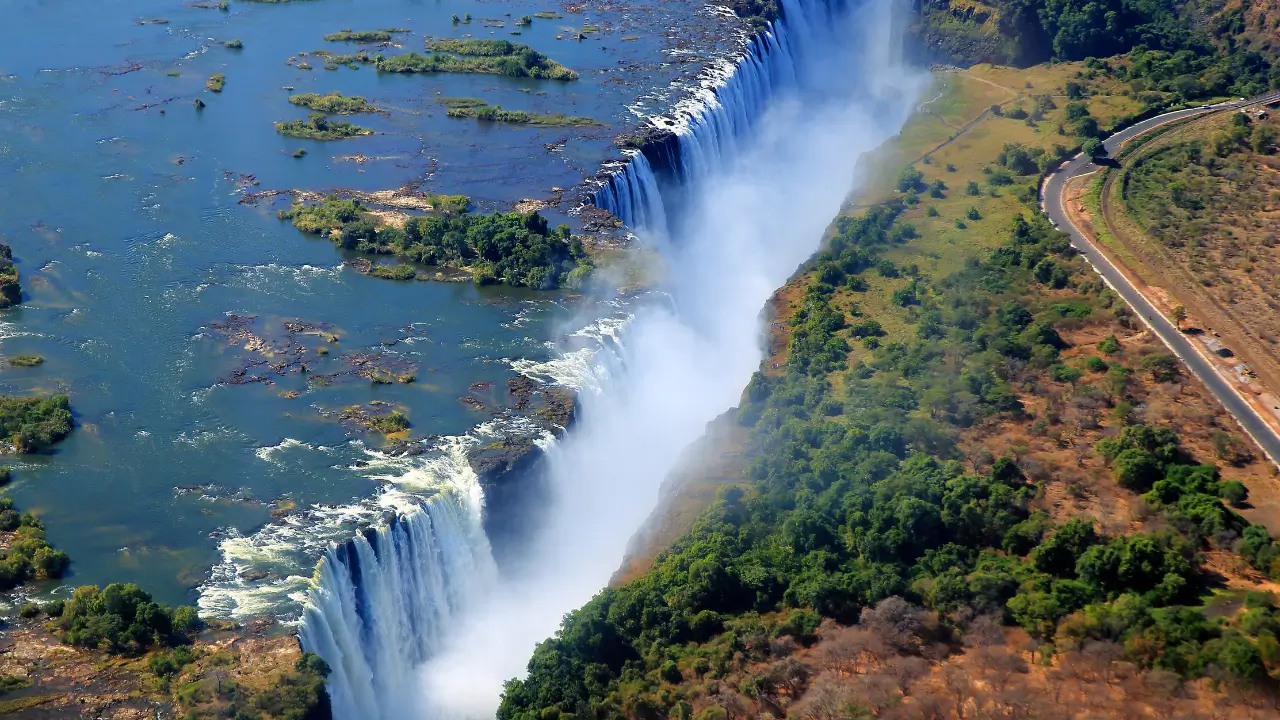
1041,95,1280,466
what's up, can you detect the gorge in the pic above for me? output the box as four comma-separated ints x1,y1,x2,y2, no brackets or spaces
297,0,926,716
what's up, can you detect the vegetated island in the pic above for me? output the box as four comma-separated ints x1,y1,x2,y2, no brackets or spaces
288,91,378,114
324,28,409,43
205,73,224,92
437,97,599,127
275,114,372,140
278,196,591,288
0,244,21,309
376,39,578,80
0,394,72,453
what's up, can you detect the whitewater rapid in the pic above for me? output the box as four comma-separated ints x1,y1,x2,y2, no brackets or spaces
297,0,927,716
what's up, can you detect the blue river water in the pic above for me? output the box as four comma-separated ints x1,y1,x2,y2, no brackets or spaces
0,0,737,607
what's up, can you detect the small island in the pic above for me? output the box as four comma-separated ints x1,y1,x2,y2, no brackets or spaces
376,40,578,80
324,28,409,43
438,98,599,127
275,114,372,140
0,244,21,308
278,196,591,289
288,91,378,114
0,394,73,453
206,73,225,92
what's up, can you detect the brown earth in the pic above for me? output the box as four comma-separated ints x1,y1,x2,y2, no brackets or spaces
0,618,308,719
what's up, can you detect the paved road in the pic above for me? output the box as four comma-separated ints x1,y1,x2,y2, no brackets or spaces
1042,95,1280,466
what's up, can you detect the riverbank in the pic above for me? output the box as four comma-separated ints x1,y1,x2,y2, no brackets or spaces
0,614,326,720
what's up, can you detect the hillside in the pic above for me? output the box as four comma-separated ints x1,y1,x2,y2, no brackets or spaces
496,13,1280,718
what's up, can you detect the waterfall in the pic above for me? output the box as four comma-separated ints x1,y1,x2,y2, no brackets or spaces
591,0,827,236
301,0,922,715
299,489,497,720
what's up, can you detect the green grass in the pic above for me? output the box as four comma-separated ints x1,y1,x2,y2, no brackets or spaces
288,92,377,114
436,97,488,109
368,264,416,281
0,675,31,696
275,115,372,140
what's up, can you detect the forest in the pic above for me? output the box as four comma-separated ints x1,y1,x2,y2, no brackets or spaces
498,199,1280,718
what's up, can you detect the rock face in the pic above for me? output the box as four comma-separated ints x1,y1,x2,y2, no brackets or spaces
467,376,577,564
906,0,1019,66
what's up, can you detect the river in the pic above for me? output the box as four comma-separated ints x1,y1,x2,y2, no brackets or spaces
296,0,926,716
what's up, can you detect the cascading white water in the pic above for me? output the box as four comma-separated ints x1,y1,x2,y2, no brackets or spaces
592,0,816,234
298,483,497,720
304,0,926,716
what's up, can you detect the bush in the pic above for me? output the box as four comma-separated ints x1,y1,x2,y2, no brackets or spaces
897,165,924,193
1051,364,1083,383
1085,356,1108,372
52,584,201,656
1221,480,1249,507
288,92,376,114
275,115,372,140
1113,448,1163,492
1098,335,1121,354
371,411,410,434
0,394,72,454
1139,353,1179,382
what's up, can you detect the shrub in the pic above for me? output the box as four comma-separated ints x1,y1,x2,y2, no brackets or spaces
0,395,72,453
1139,353,1179,382
1221,480,1249,507
1113,448,1163,492
370,411,410,434
1051,364,1083,383
1098,335,1121,354
897,165,924,192
1085,356,1108,372
52,584,201,656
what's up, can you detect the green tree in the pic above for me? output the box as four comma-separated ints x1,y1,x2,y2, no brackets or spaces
897,165,924,193
1113,448,1162,492
1221,480,1249,507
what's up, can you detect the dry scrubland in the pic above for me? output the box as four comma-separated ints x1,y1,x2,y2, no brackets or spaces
1092,108,1280,397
